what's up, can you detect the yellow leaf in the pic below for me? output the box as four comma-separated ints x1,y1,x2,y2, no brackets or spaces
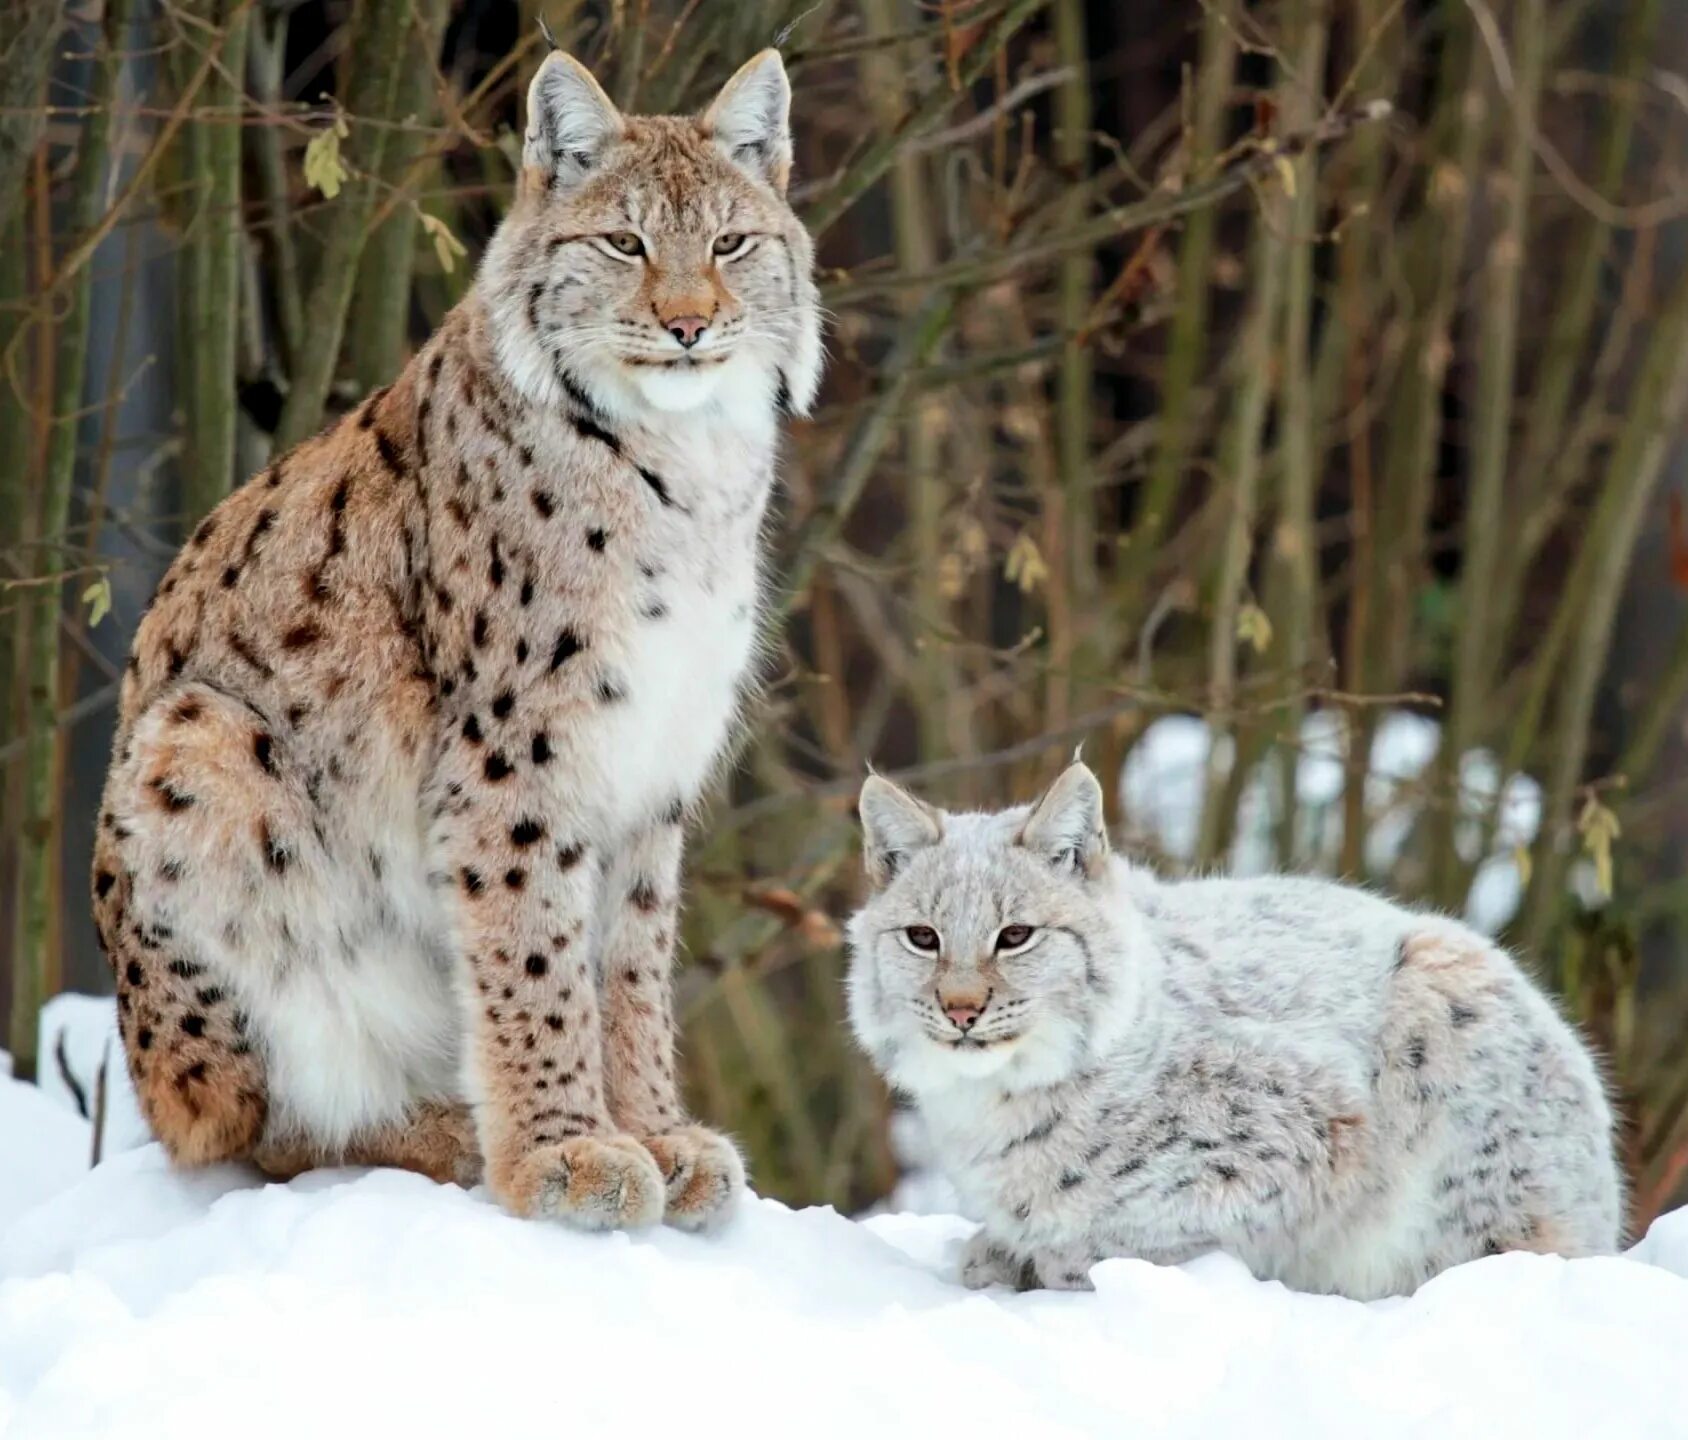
81,575,111,628
1004,532,1048,595
1273,154,1296,197
1577,797,1621,900
1513,843,1532,891
419,211,467,274
304,125,349,200
1236,601,1273,654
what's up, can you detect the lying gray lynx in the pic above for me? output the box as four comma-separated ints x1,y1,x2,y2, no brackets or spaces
846,760,1620,1298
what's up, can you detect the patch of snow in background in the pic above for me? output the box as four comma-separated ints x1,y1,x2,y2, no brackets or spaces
0,1072,1685,1440
1118,708,1543,935
0,1074,88,1234
34,993,150,1160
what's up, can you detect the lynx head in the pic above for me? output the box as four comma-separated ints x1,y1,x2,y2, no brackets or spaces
482,48,823,423
846,761,1147,1095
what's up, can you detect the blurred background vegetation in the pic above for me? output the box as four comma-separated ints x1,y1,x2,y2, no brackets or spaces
3,0,1688,1228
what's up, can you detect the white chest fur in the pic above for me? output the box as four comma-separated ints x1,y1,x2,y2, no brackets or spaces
571,404,774,833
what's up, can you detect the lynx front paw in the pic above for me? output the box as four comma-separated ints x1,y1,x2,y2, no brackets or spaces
500,1134,665,1230
641,1126,745,1231
960,1231,1032,1290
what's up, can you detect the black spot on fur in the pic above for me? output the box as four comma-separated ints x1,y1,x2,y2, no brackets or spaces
520,578,534,606
525,953,547,977
531,489,555,519
492,690,514,719
573,413,621,454
510,818,544,847
462,714,483,744
95,870,116,899
484,752,513,782
1449,1001,1479,1028
556,844,584,871
281,622,322,650
181,1014,206,1038
260,820,290,873
373,429,404,476
637,466,683,510
124,960,144,986
461,867,485,896
550,629,584,671
531,732,552,765
252,733,276,776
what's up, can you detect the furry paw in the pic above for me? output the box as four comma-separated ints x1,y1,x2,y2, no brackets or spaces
503,1134,665,1229
1030,1246,1098,1292
960,1230,1031,1290
641,1126,745,1231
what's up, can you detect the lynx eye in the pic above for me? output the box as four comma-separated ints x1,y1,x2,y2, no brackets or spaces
712,232,748,257
996,925,1035,951
605,231,645,257
904,925,941,953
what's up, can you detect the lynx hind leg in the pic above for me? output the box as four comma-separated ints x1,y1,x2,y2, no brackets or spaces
255,1100,483,1188
96,685,283,1163
1389,927,1620,1265
597,818,743,1229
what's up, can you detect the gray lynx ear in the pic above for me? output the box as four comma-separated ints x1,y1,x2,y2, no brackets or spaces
1018,762,1108,878
524,51,624,186
701,49,793,193
858,774,942,888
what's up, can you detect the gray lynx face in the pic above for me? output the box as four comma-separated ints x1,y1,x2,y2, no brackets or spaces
482,49,823,423
846,763,1135,1094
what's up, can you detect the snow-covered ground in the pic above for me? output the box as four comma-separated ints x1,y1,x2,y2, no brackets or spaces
2,1068,1686,1439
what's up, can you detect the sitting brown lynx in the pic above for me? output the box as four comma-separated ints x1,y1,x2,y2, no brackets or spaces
90,47,821,1230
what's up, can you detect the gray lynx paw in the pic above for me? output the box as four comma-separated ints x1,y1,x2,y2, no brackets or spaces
507,1135,665,1230
641,1126,745,1232
960,1231,1032,1290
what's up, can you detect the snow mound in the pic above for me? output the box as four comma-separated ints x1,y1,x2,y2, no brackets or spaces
3,1088,1686,1440
0,1080,88,1235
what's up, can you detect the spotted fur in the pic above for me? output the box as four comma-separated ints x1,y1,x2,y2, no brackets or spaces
846,762,1622,1298
92,49,815,1231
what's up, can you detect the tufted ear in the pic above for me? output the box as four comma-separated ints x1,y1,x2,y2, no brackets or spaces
701,49,793,193
858,774,942,889
1017,761,1109,879
523,51,624,187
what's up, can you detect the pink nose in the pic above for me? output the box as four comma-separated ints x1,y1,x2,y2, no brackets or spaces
943,1002,983,1031
666,314,709,348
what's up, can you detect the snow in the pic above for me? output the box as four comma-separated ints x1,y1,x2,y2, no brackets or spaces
34,995,149,1161
1117,709,1543,934
0,1077,88,1236
2,1069,1686,1439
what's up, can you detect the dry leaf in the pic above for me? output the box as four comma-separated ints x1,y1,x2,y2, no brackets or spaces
1577,797,1621,900
419,211,467,274
303,116,350,199
1237,601,1273,654
1004,532,1048,594
82,575,111,628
